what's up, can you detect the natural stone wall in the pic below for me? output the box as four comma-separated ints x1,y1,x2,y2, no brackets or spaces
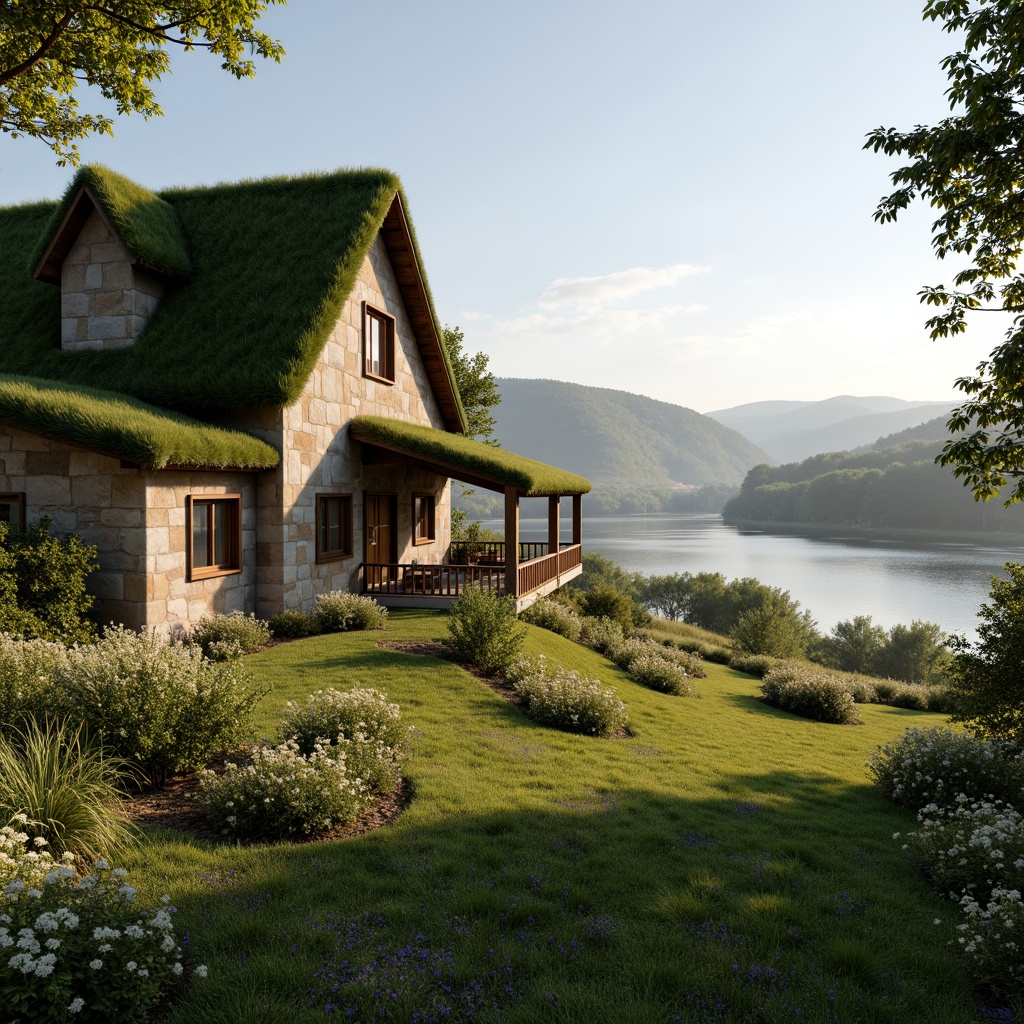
0,427,255,634
245,234,454,618
60,208,164,351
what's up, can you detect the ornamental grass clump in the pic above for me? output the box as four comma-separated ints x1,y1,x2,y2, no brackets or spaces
57,626,270,787
313,592,388,633
280,687,408,795
759,665,859,725
868,726,1024,811
506,657,628,737
186,611,272,661
0,720,138,863
520,598,583,641
446,586,526,675
0,822,205,1023
196,740,368,840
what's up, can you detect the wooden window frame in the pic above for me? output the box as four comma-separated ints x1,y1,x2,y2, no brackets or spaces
0,493,26,530
413,493,436,545
186,494,242,582
316,493,354,563
363,302,396,384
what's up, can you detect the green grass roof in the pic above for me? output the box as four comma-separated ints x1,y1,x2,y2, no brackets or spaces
31,165,192,279
350,416,591,496
1,167,462,423
0,375,280,470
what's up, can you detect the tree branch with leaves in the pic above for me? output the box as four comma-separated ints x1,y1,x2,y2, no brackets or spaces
866,0,1024,503
0,1,285,165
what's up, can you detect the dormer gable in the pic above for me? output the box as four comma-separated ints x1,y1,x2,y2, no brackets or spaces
30,166,190,352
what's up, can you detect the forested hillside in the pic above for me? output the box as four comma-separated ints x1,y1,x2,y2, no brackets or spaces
723,439,1024,533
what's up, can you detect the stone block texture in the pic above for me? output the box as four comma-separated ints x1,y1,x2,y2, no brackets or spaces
60,209,164,351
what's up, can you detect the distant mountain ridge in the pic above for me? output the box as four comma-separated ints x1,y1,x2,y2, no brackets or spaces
491,379,771,488
707,395,954,463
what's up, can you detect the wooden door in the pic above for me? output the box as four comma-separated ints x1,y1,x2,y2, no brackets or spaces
365,493,396,586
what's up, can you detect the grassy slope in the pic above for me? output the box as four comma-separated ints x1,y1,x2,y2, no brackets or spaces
134,612,982,1023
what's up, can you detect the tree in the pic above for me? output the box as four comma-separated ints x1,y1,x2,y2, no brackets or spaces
949,562,1024,742
818,615,888,674
1,2,285,165
866,0,1024,503
642,572,691,621
730,591,818,659
874,620,950,684
441,325,501,443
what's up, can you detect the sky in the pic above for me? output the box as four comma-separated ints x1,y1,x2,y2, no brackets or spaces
0,0,1009,413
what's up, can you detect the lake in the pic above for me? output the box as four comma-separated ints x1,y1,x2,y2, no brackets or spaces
497,513,1024,639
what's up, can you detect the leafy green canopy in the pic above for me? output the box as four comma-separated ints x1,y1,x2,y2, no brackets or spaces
0,168,452,417
867,0,1024,504
0,1,284,165
350,415,591,497
0,374,279,469
441,325,500,442
31,165,191,279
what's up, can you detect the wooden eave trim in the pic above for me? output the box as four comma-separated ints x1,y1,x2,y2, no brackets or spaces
378,193,465,434
32,184,172,284
358,439,514,495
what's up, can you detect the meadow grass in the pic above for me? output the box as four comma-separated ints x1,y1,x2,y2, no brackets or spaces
129,610,991,1023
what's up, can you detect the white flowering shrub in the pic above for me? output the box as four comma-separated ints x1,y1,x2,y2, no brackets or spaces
727,652,781,678
625,653,697,697
604,636,705,696
0,821,205,1023
280,687,408,794
760,666,859,725
195,740,369,840
57,627,270,786
955,887,1024,995
507,657,628,737
186,611,272,661
313,592,387,633
903,797,1024,901
579,616,626,655
868,726,1024,811
0,635,69,731
520,599,583,641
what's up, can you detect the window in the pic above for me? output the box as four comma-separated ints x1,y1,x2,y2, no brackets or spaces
0,493,25,530
413,494,435,545
317,494,353,562
363,303,395,383
187,495,241,581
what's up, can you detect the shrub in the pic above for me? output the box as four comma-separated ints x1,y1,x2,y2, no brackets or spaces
577,583,638,632
446,586,526,674
625,654,696,697
507,657,627,737
196,740,369,840
727,652,780,678
187,611,272,660
759,666,859,725
280,687,407,794
313,592,388,633
0,518,99,645
841,674,878,704
58,627,270,786
580,616,626,655
0,824,203,1022
269,610,320,639
955,887,1024,997
0,720,138,862
520,598,583,641
0,634,69,730
868,726,1024,811
904,797,1024,902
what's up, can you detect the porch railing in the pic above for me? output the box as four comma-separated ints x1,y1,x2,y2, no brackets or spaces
448,540,575,565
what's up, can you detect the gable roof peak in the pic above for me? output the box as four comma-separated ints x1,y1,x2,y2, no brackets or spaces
31,165,191,284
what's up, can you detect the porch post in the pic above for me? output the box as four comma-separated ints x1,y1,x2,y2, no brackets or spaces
547,496,560,556
504,486,520,600
572,494,582,546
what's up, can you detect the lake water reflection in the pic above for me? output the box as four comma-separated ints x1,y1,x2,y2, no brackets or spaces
501,514,1024,639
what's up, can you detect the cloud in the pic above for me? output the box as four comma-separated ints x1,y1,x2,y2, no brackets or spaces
538,263,710,310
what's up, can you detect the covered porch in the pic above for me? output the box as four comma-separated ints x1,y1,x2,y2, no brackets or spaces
350,417,590,610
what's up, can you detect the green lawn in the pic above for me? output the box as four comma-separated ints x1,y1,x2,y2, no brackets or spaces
133,610,990,1023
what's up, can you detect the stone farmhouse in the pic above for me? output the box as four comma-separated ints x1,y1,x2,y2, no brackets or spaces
0,166,589,633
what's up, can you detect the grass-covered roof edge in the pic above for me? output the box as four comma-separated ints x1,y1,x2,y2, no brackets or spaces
31,165,192,281
0,375,280,471
350,415,591,496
